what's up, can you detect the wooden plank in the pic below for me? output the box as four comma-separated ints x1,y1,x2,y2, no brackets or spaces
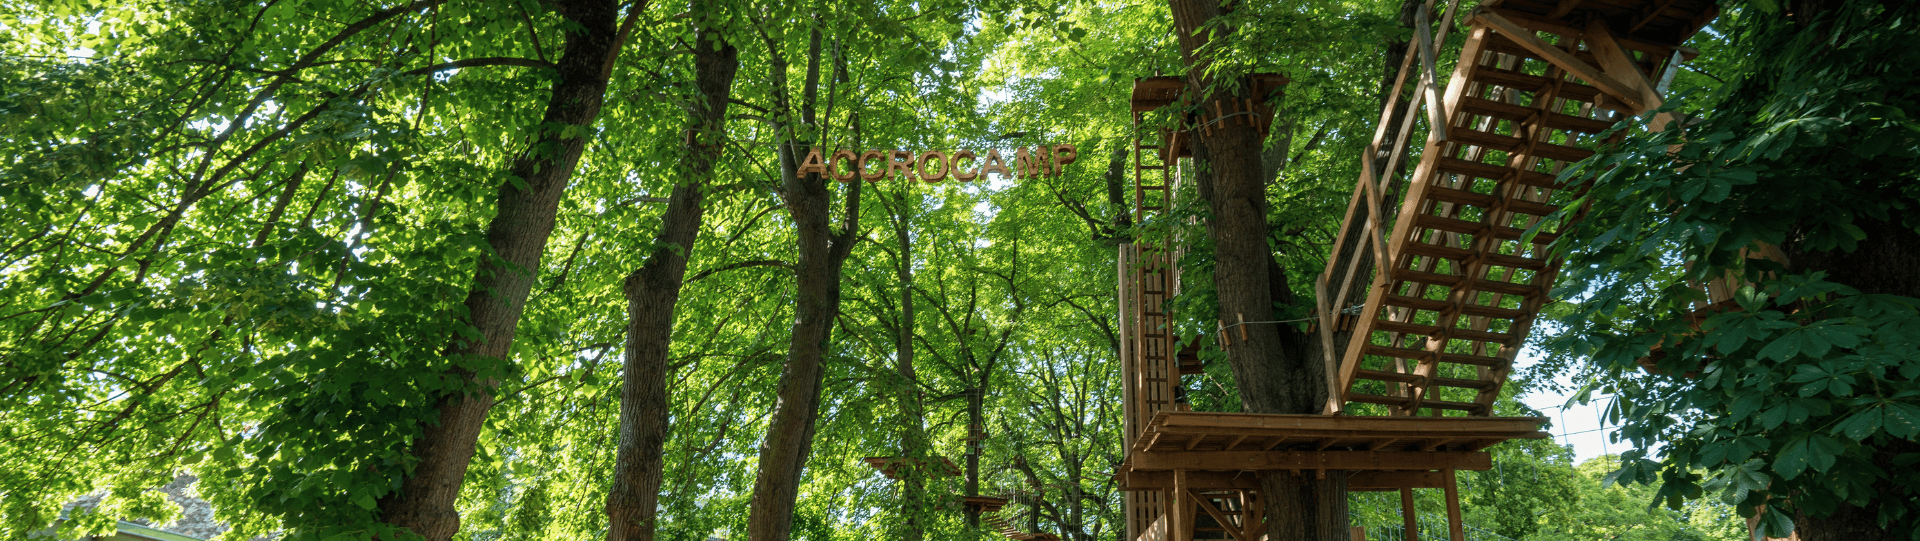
1394,268,1464,288
1447,127,1524,152
1424,186,1498,208
1350,470,1446,489
1473,278,1541,298
1365,344,1436,362
1143,411,1547,433
1444,469,1465,541
1173,470,1190,541
1382,294,1454,312
1401,487,1420,541
1130,450,1494,472
1584,18,1663,111
1475,11,1647,111
1121,470,1259,491
1414,7,1449,142
1354,369,1425,384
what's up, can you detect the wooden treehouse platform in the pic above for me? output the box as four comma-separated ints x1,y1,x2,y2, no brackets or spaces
1113,0,1718,540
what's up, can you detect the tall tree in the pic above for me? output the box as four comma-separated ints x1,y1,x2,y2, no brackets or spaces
1165,0,1347,537
745,15,862,540
604,3,739,540
377,2,642,539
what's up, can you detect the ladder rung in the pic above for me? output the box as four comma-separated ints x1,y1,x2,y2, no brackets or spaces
1362,344,1431,361
1432,376,1497,390
1458,303,1527,320
1354,369,1424,384
1437,352,1507,368
1347,392,1413,407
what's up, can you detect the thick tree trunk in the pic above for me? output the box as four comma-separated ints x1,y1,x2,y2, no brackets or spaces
746,28,861,541
604,15,738,541
1783,215,1920,541
1165,0,1348,538
377,2,628,540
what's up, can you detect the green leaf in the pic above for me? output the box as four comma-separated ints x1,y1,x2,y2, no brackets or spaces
1885,403,1920,438
1774,437,1812,480
1834,405,1884,441
352,492,377,511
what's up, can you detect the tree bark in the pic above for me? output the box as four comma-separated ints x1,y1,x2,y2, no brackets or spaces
882,187,931,541
604,11,738,541
377,2,631,540
746,27,862,541
1164,0,1348,538
1782,215,1920,541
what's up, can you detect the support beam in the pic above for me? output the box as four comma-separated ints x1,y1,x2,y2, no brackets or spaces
1474,11,1647,111
1131,450,1492,471
1121,470,1262,491
1349,470,1446,490
1443,469,1465,541
1400,487,1420,541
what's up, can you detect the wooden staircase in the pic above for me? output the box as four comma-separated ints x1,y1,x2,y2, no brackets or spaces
1318,0,1717,417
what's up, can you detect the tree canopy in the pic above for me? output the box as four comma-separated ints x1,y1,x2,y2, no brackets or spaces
1,0,1905,540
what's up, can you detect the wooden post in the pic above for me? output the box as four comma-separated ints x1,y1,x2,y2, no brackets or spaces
1400,487,1419,541
1172,469,1190,541
1353,526,1369,541
1443,469,1465,541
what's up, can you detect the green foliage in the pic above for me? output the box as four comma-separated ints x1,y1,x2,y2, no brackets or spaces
1539,1,1920,538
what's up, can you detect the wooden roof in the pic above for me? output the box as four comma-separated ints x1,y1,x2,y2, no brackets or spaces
1483,0,1719,49
1130,412,1548,455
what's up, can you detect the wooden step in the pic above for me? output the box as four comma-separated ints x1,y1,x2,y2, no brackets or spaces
1459,303,1528,320
1432,376,1498,390
1457,95,1535,123
1414,213,1485,235
1402,239,1477,261
1364,344,1433,361
1447,326,1518,346
1436,157,1510,181
1393,268,1464,287
1503,198,1559,217
1513,169,1567,189
1438,352,1508,367
1472,278,1542,298
1481,252,1549,270
1426,185,1497,208
1469,65,1603,103
1457,96,1615,134
1418,398,1490,414
1488,224,1558,245
1530,141,1596,163
1448,127,1525,153
1354,369,1425,384
1375,320,1441,338
1348,392,1414,407
1381,294,1452,312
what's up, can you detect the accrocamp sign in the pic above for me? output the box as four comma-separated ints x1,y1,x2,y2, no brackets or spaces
796,144,1077,182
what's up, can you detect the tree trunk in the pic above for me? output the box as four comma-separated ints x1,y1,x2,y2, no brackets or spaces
604,12,738,541
1165,0,1348,538
746,27,862,541
377,2,629,540
1782,215,1920,541
965,387,983,528
885,188,931,541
